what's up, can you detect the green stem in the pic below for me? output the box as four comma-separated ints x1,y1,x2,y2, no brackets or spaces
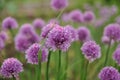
80,55,85,80
46,51,52,80
104,39,111,66
83,60,89,80
56,9,65,20
37,52,41,80
64,52,68,80
10,29,14,38
57,50,61,80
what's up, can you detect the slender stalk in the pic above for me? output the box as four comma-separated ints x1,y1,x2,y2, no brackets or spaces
37,52,41,80
10,29,14,38
57,50,61,80
64,52,68,80
104,39,111,66
83,60,89,80
46,51,52,80
80,55,85,80
56,9,65,20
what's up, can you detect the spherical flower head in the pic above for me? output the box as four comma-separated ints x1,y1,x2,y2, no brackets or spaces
81,41,101,62
77,27,91,42
65,25,78,42
46,25,72,52
2,17,18,30
51,0,68,11
0,31,8,41
32,18,45,29
83,11,95,22
0,38,5,51
69,10,84,23
41,23,57,38
25,43,40,64
98,66,120,80
104,23,120,41
62,13,70,22
0,58,23,78
113,48,120,65
41,47,48,62
102,36,114,45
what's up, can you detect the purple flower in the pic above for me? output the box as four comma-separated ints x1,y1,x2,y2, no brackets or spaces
2,17,18,30
103,23,120,41
32,18,45,29
25,43,41,64
0,31,8,41
41,23,57,38
102,36,114,45
83,11,95,22
51,0,68,10
65,25,78,42
41,47,49,62
69,10,84,23
81,41,101,62
77,27,91,42
0,38,5,51
46,25,72,51
61,13,70,22
98,66,120,80
113,48,120,65
0,58,23,78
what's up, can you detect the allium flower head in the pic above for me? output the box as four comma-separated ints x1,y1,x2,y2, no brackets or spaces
0,58,23,78
46,25,72,51
77,27,91,42
62,13,70,22
65,25,78,42
0,31,8,41
41,47,49,62
51,0,68,10
2,17,18,30
81,41,101,62
113,48,120,65
26,43,41,64
69,10,84,23
32,18,45,29
103,23,120,41
41,23,57,38
98,66,120,80
0,38,5,51
83,11,95,22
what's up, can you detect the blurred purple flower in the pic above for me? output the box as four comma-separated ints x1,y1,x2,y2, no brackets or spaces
61,13,70,22
0,58,23,78
77,27,91,42
41,47,49,62
65,25,78,42
46,25,72,52
69,10,84,23
32,18,45,29
98,66,120,80
2,17,18,30
0,31,8,42
26,43,41,64
115,16,120,25
51,0,68,10
81,41,101,62
83,11,95,22
113,48,120,65
102,36,114,45
0,38,5,51
103,23,120,41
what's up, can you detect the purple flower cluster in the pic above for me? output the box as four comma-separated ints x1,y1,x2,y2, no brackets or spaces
2,17,18,30
46,25,72,52
32,18,45,29
51,0,68,10
113,48,120,65
0,31,8,41
99,66,120,80
0,58,23,78
103,23,120,41
81,41,101,62
77,27,91,42
0,38,5,51
69,10,84,23
83,11,95,22
15,24,40,52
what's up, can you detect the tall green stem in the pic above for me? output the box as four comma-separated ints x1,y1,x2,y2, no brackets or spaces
57,50,61,80
64,52,68,79
46,51,52,80
80,55,85,80
37,52,41,80
104,39,111,66
83,60,89,80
